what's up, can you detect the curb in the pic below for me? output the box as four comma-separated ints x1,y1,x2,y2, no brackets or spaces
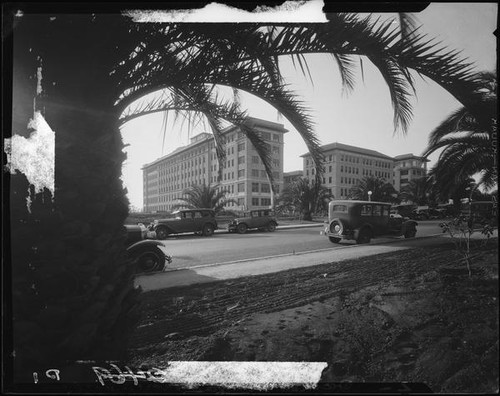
156,232,449,274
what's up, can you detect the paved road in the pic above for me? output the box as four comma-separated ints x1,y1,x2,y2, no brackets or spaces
134,220,463,292
155,220,444,269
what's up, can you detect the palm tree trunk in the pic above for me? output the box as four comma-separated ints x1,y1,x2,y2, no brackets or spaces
10,14,140,380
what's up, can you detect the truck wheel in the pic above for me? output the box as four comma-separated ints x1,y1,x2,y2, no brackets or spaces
329,237,341,244
203,224,214,237
237,223,248,234
267,222,277,232
135,247,165,272
156,227,169,240
356,228,371,244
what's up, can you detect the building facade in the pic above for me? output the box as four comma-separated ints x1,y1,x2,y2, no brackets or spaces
142,118,288,213
301,142,396,199
283,170,303,188
393,154,429,191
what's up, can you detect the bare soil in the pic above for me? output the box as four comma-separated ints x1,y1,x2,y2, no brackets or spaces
127,240,498,393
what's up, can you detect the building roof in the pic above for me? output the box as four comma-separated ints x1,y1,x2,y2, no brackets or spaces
143,117,287,169
301,142,393,160
284,170,303,177
394,153,430,162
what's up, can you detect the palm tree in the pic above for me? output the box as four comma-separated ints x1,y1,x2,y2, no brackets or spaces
278,178,332,221
10,9,486,380
423,72,497,201
172,184,236,213
349,176,398,203
398,177,431,205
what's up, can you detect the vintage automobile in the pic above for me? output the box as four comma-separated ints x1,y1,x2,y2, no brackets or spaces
125,224,172,272
148,208,218,239
322,200,418,244
228,209,278,234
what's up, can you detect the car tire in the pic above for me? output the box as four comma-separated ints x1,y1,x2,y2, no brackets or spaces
156,227,169,240
237,223,248,234
356,228,372,244
404,229,417,238
267,222,277,232
135,247,165,272
329,237,341,244
202,223,214,237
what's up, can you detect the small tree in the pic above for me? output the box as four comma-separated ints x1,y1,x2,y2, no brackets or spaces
172,183,237,214
440,183,496,277
349,176,398,203
278,178,332,221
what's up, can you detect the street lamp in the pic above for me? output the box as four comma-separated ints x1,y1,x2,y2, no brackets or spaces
368,191,372,202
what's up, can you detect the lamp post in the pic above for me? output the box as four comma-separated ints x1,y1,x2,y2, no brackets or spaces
368,191,372,202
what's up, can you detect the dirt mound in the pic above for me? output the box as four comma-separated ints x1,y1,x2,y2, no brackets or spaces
128,241,498,393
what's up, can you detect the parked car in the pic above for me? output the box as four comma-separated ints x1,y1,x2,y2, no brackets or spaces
321,200,418,244
411,206,432,220
391,203,417,218
228,209,278,234
148,209,218,239
125,224,172,272
460,201,498,225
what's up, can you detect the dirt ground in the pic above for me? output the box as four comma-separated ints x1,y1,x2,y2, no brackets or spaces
127,239,498,393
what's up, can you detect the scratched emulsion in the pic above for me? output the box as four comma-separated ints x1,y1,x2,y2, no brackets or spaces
4,111,55,208
124,0,327,23
158,362,328,390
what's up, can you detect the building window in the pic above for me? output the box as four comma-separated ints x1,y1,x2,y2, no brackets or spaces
273,134,280,142
329,176,332,183
252,197,260,206
273,159,280,167
252,156,259,164
260,170,267,178
261,132,271,140
238,156,245,164
261,198,271,206
238,142,245,152
238,169,245,178
251,169,259,177
261,183,271,193
252,182,259,192
238,183,245,192
272,146,279,154
238,198,245,205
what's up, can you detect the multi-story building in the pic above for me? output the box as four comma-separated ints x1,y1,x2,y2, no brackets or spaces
301,142,395,199
393,154,429,191
283,170,303,188
142,117,288,212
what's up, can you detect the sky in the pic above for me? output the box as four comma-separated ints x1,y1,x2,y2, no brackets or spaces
120,2,498,210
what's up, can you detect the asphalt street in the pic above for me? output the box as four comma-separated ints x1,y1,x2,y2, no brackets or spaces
134,220,465,292
150,220,444,269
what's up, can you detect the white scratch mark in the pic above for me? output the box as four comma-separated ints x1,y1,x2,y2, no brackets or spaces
4,111,55,209
124,0,327,23
160,361,327,390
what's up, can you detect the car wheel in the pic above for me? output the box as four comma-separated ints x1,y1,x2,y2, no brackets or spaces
156,227,169,240
202,223,214,237
329,237,341,244
356,228,372,244
267,222,276,232
135,248,165,272
237,223,248,234
404,229,417,238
